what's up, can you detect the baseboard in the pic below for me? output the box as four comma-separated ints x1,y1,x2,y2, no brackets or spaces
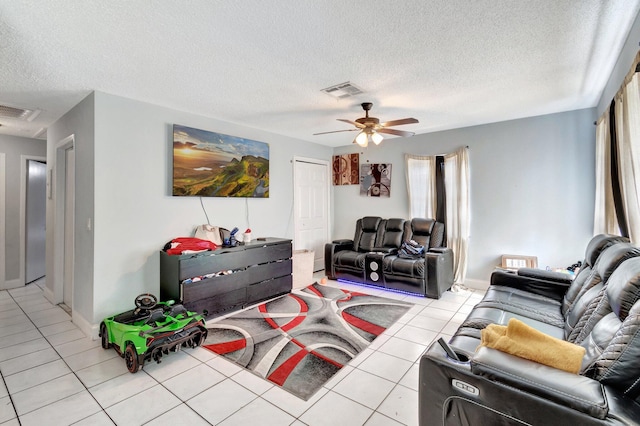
1,278,21,290
463,278,490,291
73,311,99,340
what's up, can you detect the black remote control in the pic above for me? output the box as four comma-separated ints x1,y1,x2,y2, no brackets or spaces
437,337,461,361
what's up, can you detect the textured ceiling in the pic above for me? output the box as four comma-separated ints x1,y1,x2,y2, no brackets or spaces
1,1,639,146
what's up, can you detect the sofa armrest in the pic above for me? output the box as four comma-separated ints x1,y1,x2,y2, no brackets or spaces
324,240,354,279
425,248,454,298
491,269,570,301
371,247,397,254
419,342,640,426
517,267,574,284
428,247,449,254
472,347,607,419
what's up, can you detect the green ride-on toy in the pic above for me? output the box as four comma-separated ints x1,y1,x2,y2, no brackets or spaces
99,293,208,373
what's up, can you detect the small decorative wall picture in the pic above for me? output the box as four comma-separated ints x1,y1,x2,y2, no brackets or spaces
172,124,269,197
360,163,392,197
332,153,359,185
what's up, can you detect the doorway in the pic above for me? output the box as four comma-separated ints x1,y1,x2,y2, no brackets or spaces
25,159,47,284
53,135,75,311
293,157,330,272
0,153,5,289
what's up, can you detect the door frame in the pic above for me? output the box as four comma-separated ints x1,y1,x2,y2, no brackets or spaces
292,156,331,269
52,135,75,305
0,153,5,289
20,155,47,287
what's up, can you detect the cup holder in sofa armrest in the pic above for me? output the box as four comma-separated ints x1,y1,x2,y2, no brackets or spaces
332,239,353,246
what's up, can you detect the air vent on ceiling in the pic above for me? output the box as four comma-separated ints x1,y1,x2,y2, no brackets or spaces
0,104,41,121
321,82,364,99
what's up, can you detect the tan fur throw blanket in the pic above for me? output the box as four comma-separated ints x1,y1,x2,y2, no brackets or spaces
480,318,586,374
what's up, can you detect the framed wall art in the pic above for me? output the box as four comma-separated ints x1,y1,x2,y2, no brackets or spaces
332,153,359,185
360,163,392,197
172,124,269,197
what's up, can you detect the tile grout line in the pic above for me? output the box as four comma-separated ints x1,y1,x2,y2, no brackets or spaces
1,279,485,426
2,284,119,425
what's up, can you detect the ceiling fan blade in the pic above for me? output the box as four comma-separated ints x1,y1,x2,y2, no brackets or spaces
377,128,415,137
337,119,366,128
380,118,419,127
313,128,360,135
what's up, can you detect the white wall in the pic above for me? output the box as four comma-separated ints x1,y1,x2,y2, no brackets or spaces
91,92,332,324
46,93,95,326
332,108,597,285
0,135,46,286
597,10,640,115
45,90,596,330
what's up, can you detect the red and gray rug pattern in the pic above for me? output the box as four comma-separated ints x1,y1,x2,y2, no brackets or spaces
202,283,413,400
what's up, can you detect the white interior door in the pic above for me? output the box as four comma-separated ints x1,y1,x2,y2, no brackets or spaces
294,158,329,272
63,147,75,308
25,160,47,283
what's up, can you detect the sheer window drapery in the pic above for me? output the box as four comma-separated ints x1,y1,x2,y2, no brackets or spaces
444,147,470,284
594,51,640,243
594,109,619,235
406,155,436,219
614,64,640,243
405,148,470,285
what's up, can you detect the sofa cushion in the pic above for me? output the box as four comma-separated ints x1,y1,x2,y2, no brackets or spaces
403,218,436,248
376,218,405,250
607,256,640,320
579,259,640,399
562,234,629,314
564,243,640,339
383,256,425,277
469,286,564,327
353,216,382,252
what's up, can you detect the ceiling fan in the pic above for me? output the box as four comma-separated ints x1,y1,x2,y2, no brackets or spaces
314,102,419,147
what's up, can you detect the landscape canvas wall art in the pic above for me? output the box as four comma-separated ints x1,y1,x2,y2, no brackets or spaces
172,124,270,197
360,163,392,197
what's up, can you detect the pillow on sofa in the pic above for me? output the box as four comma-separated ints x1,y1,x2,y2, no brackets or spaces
480,318,586,374
398,240,424,258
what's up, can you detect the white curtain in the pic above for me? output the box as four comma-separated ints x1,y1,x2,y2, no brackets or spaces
405,154,436,219
405,148,470,286
614,60,640,243
593,109,619,235
444,147,470,285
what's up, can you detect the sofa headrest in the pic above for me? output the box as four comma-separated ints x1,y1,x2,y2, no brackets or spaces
430,222,445,248
385,218,405,231
361,216,382,232
411,218,436,235
606,257,640,321
595,243,640,285
585,234,629,267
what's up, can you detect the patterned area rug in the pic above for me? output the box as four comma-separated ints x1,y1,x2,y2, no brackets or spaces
203,283,413,400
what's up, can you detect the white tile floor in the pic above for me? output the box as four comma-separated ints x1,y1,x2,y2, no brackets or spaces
0,275,484,426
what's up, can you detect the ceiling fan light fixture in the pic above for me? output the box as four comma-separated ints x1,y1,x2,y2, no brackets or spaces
372,132,384,145
355,131,368,147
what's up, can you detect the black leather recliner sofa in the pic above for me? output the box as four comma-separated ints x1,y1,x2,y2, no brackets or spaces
419,234,640,425
324,216,454,298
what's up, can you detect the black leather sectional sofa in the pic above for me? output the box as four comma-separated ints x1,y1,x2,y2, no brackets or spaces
324,216,454,298
419,234,640,425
